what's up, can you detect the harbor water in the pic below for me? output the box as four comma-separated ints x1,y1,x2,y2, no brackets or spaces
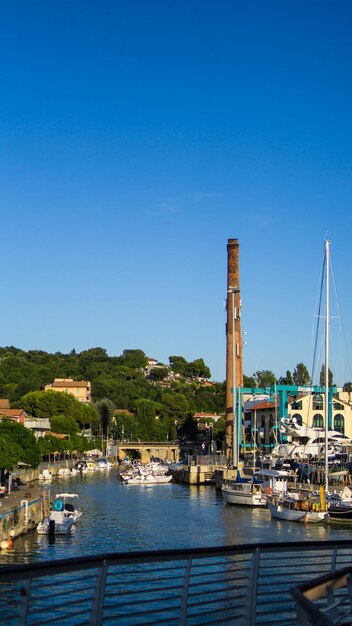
1,468,351,565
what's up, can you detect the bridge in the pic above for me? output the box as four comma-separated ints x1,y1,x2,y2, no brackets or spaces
116,441,200,464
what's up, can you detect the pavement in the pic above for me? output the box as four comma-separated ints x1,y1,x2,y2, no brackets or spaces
0,483,50,515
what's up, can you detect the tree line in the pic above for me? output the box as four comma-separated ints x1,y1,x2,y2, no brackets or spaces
1,345,349,472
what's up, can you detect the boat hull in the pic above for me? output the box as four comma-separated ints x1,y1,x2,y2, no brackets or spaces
328,505,352,522
268,501,329,523
222,486,267,507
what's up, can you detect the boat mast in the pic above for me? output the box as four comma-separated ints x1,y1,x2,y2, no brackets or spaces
324,239,330,493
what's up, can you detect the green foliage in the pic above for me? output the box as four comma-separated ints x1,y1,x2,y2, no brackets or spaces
20,390,99,429
319,365,333,387
278,371,294,385
95,398,116,438
243,375,256,388
38,435,65,457
50,414,79,435
0,436,22,470
0,421,41,468
343,382,352,392
169,356,211,379
117,349,148,369
148,367,169,381
293,363,311,386
253,370,277,388
169,356,187,375
115,412,139,440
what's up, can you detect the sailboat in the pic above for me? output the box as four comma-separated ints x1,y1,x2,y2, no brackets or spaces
222,408,267,507
267,241,333,524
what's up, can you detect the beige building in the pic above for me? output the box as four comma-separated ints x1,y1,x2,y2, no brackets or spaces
244,390,352,450
44,378,91,404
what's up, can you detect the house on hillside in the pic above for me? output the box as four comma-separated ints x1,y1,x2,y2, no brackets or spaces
44,378,91,403
0,408,29,424
0,408,51,439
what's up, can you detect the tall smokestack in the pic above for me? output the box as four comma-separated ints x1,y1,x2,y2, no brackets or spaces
225,238,243,463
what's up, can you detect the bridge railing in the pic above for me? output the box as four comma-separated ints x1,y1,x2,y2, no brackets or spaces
0,540,351,625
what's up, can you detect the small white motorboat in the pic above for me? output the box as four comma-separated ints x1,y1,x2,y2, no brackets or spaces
36,493,82,535
95,458,112,470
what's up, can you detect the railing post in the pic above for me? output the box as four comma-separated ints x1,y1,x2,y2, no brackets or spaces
17,579,31,626
88,560,108,626
245,547,260,625
179,556,192,626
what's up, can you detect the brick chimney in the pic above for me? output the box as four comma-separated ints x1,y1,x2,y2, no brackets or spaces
225,238,243,462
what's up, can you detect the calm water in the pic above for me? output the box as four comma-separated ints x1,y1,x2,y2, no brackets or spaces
1,469,351,565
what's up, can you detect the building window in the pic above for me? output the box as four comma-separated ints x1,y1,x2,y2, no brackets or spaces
292,413,303,425
334,402,344,411
291,400,302,410
334,414,345,434
313,414,324,428
313,394,323,410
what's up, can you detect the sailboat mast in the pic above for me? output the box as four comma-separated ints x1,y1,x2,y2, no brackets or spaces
324,239,330,493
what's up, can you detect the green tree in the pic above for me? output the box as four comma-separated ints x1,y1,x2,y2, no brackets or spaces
95,398,116,450
117,349,148,369
169,356,187,376
278,371,294,385
148,367,169,381
185,358,211,379
135,399,161,439
0,436,22,470
243,375,256,387
253,370,276,388
0,421,41,467
115,412,139,441
50,414,79,436
343,382,352,392
292,363,311,386
319,365,333,387
159,392,190,428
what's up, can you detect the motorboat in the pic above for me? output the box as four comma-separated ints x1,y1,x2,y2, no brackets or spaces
36,510,75,535
222,480,267,507
95,457,112,470
36,493,82,535
38,468,52,482
54,493,82,524
57,467,78,477
272,417,352,461
124,473,173,485
120,461,173,485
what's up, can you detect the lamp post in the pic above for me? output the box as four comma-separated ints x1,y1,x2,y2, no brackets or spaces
228,286,240,467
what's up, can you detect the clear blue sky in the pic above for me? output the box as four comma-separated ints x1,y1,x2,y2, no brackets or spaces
2,1,352,385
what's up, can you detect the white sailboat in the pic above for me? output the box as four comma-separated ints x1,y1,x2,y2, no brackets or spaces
322,241,352,522
222,409,267,507
268,241,333,524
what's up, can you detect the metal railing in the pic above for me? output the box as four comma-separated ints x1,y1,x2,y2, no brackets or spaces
291,566,352,625
0,540,351,625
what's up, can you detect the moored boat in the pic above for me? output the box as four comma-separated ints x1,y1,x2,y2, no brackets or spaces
222,480,267,507
268,495,329,523
36,493,82,535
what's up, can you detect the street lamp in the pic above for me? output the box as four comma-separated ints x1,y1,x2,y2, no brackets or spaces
228,286,240,467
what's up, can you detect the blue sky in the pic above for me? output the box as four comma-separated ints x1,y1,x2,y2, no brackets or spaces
1,1,352,385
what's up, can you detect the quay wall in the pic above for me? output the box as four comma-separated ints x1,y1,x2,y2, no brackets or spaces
172,464,228,485
0,462,73,543
0,488,51,543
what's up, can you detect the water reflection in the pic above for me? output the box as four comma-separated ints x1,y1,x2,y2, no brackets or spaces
0,470,351,565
